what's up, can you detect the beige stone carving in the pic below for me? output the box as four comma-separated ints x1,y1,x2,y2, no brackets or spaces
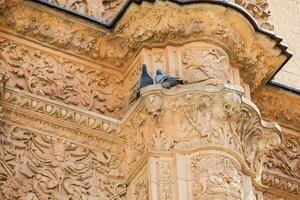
191,154,243,200
253,86,300,131
0,0,295,199
40,0,123,23
0,121,126,200
181,44,230,83
264,132,300,179
0,38,124,117
234,0,273,30
0,71,8,117
261,171,300,197
264,192,286,200
124,83,281,181
0,1,288,90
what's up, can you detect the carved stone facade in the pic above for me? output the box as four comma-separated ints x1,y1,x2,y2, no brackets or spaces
0,0,298,200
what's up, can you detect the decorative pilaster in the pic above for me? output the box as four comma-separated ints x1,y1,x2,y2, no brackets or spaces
124,82,281,200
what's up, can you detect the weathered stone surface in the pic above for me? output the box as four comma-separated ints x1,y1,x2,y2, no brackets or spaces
0,0,298,200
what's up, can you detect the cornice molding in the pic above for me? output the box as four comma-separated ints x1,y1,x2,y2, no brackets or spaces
262,171,300,198
1,88,125,148
0,0,291,91
253,85,300,132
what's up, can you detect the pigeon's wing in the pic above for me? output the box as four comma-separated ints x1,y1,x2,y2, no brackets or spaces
155,74,164,84
161,76,184,89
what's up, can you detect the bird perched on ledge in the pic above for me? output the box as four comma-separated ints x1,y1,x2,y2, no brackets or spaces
130,64,154,103
139,64,154,89
155,69,184,89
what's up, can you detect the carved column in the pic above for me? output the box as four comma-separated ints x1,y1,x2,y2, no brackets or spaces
124,44,281,200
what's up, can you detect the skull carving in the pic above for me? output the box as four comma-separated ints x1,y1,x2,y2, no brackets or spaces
144,95,164,121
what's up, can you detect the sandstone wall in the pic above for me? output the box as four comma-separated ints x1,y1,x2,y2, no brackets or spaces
270,0,300,89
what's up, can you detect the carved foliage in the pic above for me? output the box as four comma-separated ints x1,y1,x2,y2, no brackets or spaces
191,155,243,200
0,72,8,117
253,87,300,130
261,172,300,196
133,172,149,200
235,101,281,177
0,121,126,200
234,0,273,30
126,86,281,179
168,92,240,149
159,161,173,200
0,39,124,117
264,133,300,178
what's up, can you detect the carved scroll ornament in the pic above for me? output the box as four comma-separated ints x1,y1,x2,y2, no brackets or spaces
0,1,288,90
0,38,124,118
124,83,281,179
234,0,273,30
0,121,126,200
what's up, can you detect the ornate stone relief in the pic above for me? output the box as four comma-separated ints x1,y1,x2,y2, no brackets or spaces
0,1,294,199
234,0,273,30
264,132,300,179
0,71,9,117
34,0,124,23
0,38,124,117
132,171,149,200
0,1,288,90
1,88,125,148
191,154,243,200
261,172,300,196
253,86,300,131
124,83,281,179
180,44,230,84
0,121,126,200
259,131,300,198
263,192,286,200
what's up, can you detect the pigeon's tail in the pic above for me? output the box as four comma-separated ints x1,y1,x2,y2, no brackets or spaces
177,79,184,85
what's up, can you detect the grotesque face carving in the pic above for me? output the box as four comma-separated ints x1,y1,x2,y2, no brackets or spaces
223,92,241,118
144,95,163,121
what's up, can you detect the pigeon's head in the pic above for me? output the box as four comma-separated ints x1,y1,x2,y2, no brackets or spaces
142,64,147,72
156,69,163,75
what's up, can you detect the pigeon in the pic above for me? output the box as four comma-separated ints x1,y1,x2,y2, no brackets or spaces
130,64,154,103
138,64,154,89
155,69,184,89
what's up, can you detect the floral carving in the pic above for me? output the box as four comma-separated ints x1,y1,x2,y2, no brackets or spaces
264,133,300,178
261,172,300,196
234,98,281,177
253,87,300,131
159,161,173,200
0,1,287,88
234,0,273,30
0,121,126,200
0,39,124,117
133,171,149,200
